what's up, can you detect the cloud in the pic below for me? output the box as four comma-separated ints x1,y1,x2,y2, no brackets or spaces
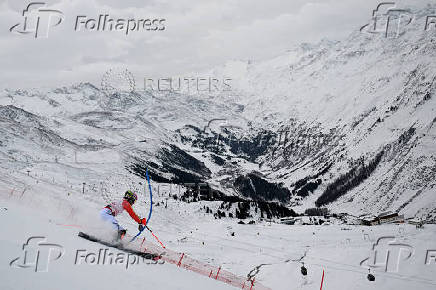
0,0,420,90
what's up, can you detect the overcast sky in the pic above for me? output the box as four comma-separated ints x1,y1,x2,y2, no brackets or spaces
0,0,416,90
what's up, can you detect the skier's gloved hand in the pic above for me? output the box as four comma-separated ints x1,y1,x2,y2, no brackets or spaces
139,218,147,225
138,224,144,231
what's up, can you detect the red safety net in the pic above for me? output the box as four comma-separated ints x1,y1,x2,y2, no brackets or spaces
132,236,271,290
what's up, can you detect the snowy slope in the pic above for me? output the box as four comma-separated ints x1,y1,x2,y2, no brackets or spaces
1,2,436,289
1,3,435,222
2,179,436,290
191,2,436,219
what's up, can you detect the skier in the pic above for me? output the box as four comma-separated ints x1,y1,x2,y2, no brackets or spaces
100,190,146,240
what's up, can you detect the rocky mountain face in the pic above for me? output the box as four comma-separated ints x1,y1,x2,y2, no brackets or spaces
1,4,435,221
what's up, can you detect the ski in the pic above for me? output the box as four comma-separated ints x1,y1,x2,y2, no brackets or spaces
78,231,163,260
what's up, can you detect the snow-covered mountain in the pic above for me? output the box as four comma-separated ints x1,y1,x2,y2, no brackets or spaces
1,3,436,223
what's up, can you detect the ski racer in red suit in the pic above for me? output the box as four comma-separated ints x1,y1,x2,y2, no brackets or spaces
100,190,146,240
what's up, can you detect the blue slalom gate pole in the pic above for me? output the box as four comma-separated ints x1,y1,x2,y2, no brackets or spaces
130,168,153,242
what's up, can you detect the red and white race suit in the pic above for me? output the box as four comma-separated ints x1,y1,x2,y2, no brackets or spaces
100,199,146,231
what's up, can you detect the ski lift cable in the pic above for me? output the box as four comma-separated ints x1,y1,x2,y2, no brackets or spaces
296,256,436,286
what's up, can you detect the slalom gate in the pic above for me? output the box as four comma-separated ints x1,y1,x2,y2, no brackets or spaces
134,236,271,290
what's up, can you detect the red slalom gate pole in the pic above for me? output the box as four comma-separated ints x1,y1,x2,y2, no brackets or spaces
250,277,255,290
150,231,166,249
320,269,325,290
145,225,166,249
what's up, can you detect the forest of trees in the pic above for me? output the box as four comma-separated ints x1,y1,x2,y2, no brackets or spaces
315,150,384,207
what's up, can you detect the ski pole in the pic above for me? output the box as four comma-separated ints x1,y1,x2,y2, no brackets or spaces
144,225,166,249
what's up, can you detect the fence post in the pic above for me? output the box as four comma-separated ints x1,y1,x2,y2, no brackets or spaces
20,187,27,199
140,237,146,252
215,266,221,280
177,253,185,267
320,269,325,290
